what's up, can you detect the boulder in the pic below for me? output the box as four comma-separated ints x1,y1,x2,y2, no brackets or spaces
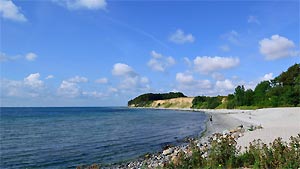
163,148,174,155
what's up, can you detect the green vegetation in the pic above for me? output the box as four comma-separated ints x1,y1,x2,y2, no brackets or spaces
128,92,186,107
192,96,222,109
192,63,300,109
165,134,300,169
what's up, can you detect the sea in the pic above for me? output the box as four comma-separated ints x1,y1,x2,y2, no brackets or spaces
0,107,207,168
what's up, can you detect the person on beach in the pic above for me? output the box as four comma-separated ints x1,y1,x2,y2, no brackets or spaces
209,116,213,123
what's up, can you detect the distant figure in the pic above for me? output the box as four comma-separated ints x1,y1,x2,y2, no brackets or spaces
209,115,213,122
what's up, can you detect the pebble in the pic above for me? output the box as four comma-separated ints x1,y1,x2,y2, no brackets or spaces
99,124,263,169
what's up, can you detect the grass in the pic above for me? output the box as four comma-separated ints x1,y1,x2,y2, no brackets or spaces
165,133,300,169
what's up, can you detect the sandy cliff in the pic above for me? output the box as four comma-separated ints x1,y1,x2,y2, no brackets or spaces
150,97,194,108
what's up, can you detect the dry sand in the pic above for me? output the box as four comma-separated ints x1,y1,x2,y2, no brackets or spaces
201,107,300,150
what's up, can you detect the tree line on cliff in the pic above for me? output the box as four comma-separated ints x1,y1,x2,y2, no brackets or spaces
192,63,300,109
128,92,186,107
128,63,300,109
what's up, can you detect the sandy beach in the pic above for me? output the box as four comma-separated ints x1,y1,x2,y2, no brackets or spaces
100,107,300,168
197,107,300,151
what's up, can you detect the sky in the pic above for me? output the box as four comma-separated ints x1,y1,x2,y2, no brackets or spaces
0,0,299,107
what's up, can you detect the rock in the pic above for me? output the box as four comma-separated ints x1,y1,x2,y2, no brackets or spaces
171,155,180,166
163,148,174,155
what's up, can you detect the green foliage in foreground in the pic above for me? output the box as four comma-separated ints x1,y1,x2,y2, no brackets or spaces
165,134,300,169
128,92,186,107
192,63,300,109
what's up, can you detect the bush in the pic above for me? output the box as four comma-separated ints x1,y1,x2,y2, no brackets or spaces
165,134,300,169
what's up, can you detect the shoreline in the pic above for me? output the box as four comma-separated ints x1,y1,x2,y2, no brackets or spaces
88,107,300,168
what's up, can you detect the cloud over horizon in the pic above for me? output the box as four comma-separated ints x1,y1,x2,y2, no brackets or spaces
193,56,240,74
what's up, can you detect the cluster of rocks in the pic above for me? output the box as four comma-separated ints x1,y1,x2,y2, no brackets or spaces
83,124,263,169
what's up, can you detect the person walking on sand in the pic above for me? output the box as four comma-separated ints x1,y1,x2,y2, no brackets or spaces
209,115,213,123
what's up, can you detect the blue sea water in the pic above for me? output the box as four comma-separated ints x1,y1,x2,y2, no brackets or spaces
0,107,207,168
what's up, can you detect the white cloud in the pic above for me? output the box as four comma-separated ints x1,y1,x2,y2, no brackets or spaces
169,29,195,44
45,75,54,79
216,79,235,90
58,80,80,97
68,76,88,83
112,63,135,77
175,72,212,96
248,15,260,24
111,63,150,92
24,73,44,88
193,56,240,73
259,35,297,60
0,0,27,22
25,52,37,61
95,77,108,84
147,51,176,72
222,30,239,45
260,73,273,81
1,73,47,98
54,0,107,10
82,91,104,98
57,76,88,97
219,45,230,52
176,72,194,84
1,52,40,62
151,50,163,59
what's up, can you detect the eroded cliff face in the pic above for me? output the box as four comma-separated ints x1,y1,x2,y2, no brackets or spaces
150,97,194,109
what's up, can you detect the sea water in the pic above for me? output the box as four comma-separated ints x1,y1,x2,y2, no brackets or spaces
0,107,206,168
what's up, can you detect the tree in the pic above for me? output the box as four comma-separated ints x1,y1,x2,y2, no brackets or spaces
234,85,245,106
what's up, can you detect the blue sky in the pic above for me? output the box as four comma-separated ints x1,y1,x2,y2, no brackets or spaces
1,0,299,107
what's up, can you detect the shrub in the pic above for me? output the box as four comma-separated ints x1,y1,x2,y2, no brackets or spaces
164,134,300,169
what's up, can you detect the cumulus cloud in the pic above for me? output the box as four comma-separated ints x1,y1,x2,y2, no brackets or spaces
147,51,176,72
216,79,235,90
54,0,107,10
58,80,80,97
248,15,260,24
57,75,88,97
112,63,150,92
169,29,195,44
260,73,273,81
95,77,108,84
259,35,297,60
25,52,37,61
0,0,27,22
176,72,194,84
24,73,44,88
68,76,88,83
175,72,212,96
112,63,136,76
193,56,240,73
1,73,45,98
